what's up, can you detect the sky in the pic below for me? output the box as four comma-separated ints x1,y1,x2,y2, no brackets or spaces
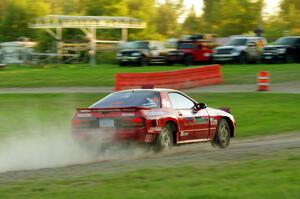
161,0,282,22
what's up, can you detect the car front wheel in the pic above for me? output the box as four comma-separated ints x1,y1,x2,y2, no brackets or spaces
212,118,231,148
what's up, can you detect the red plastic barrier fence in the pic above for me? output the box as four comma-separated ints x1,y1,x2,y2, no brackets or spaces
115,65,224,91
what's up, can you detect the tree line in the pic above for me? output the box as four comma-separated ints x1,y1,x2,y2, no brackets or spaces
0,0,299,45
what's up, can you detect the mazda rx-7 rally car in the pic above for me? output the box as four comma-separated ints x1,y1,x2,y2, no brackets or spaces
72,89,236,151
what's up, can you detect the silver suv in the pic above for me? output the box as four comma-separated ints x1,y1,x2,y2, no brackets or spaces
213,36,267,64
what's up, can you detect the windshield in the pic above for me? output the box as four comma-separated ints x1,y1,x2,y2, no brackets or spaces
226,38,248,46
178,42,194,49
123,41,149,49
91,91,161,108
273,37,298,45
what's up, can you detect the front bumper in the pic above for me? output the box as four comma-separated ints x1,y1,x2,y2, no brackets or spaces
117,56,140,64
261,53,285,62
213,54,239,62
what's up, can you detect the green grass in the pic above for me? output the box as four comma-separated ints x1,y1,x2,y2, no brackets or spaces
0,63,299,87
1,149,300,199
1,92,300,139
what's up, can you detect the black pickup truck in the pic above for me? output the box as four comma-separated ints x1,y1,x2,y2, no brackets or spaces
262,36,300,63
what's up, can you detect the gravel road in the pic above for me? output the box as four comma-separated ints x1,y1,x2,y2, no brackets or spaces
0,132,299,184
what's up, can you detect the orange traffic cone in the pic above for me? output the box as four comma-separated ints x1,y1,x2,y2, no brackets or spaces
257,71,270,91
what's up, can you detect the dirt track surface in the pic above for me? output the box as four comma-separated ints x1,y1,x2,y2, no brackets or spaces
0,132,299,184
0,82,299,94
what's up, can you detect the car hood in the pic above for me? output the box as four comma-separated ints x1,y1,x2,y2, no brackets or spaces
120,49,144,53
264,44,288,49
214,45,247,51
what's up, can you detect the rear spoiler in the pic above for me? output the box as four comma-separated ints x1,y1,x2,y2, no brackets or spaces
76,106,151,112
219,107,231,113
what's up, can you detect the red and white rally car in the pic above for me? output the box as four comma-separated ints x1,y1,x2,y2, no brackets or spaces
72,88,236,150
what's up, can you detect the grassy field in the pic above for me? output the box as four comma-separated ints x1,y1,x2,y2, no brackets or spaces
0,63,299,87
1,148,299,199
1,92,300,139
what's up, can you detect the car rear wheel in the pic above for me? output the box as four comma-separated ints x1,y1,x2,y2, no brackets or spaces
285,53,295,63
184,55,193,66
154,124,173,151
139,56,148,66
212,118,230,148
238,52,247,64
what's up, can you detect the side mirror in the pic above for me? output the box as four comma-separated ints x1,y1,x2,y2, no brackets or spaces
194,102,207,111
198,102,207,109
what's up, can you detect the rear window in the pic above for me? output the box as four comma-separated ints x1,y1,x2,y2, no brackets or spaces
91,91,161,108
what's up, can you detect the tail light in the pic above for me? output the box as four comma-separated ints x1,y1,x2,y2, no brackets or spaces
120,117,145,127
72,119,81,127
72,118,98,128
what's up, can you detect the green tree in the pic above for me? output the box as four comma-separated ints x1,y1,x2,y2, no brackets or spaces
0,0,49,41
182,6,203,35
154,0,184,38
125,0,162,40
281,0,300,12
202,0,263,36
83,0,127,16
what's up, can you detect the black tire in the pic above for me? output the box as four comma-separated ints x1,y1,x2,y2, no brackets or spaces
184,55,193,66
154,124,173,151
119,62,127,67
211,118,231,148
238,52,247,64
285,53,295,63
139,56,148,66
165,56,174,65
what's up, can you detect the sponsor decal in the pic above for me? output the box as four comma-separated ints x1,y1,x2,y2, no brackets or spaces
144,110,166,116
162,99,171,107
210,118,218,125
121,113,135,116
195,117,209,124
180,131,189,137
76,113,92,117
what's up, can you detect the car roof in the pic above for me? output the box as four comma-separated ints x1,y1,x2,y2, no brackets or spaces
116,88,178,93
281,36,300,39
231,36,262,39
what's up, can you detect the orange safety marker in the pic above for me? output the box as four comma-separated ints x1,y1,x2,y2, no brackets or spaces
257,71,270,91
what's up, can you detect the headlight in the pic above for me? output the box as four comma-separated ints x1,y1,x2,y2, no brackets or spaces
132,52,141,56
116,53,122,56
277,48,286,54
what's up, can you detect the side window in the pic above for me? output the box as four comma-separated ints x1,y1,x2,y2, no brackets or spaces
168,93,195,109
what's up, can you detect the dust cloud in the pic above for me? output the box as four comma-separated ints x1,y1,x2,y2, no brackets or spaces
0,128,150,173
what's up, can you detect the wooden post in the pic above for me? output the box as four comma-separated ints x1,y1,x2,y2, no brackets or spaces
56,27,63,61
89,27,96,65
122,28,128,42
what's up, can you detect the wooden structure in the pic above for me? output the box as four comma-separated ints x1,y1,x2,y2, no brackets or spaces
30,15,145,65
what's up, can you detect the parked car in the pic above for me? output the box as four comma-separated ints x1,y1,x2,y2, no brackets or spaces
72,88,236,151
213,36,267,64
261,36,300,63
116,41,169,66
166,34,215,65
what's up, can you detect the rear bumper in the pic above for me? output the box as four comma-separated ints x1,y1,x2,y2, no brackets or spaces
72,127,157,144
